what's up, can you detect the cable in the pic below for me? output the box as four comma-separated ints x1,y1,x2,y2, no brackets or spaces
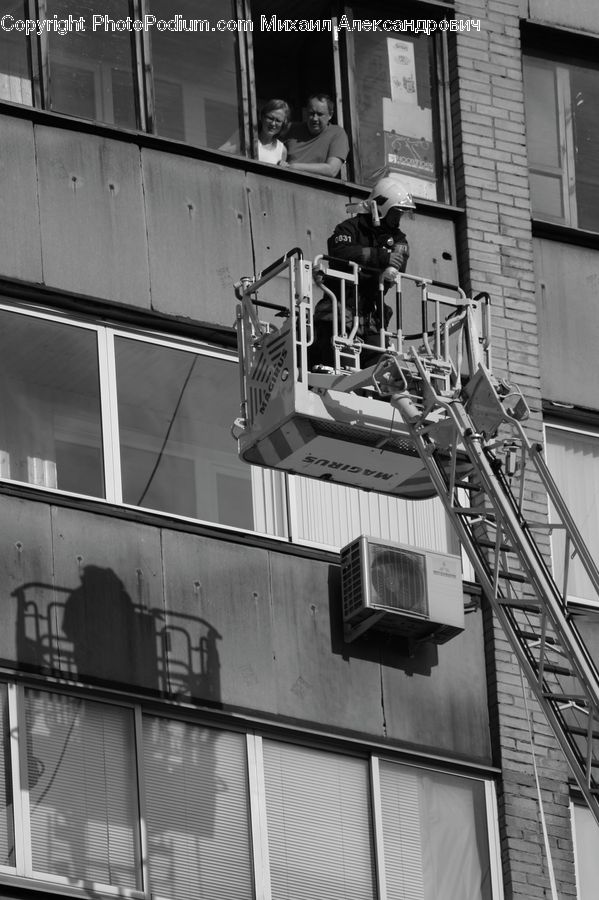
136,356,197,506
519,668,560,900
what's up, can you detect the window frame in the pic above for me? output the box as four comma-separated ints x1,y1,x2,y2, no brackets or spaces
0,300,469,556
0,299,280,539
543,420,599,610
0,678,505,900
3,0,454,199
524,50,599,232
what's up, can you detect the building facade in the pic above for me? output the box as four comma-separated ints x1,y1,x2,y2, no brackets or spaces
0,0,597,898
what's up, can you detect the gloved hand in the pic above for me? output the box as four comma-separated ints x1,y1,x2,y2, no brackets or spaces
388,241,409,271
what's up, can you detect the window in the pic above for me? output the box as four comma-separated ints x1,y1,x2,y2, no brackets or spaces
0,303,267,533
544,424,599,605
0,680,503,899
143,717,253,900
347,25,447,196
147,0,242,147
0,302,460,555
263,741,376,899
0,0,32,105
572,802,599,900
524,55,599,231
0,1,452,196
47,0,138,128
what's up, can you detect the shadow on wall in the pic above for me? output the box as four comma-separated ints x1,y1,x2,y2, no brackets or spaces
12,565,222,704
5,567,228,888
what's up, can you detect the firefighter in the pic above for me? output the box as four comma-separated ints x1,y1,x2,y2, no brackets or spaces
309,176,415,370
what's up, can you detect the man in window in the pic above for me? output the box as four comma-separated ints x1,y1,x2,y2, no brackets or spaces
282,93,349,178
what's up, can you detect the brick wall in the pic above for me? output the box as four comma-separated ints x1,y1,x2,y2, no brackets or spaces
453,1,577,897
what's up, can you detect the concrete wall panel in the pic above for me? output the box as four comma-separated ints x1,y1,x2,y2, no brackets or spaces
527,0,599,34
0,495,54,670
49,506,164,691
0,116,43,283
142,152,253,324
36,127,150,307
161,530,276,712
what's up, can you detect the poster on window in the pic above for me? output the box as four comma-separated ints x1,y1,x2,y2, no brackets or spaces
383,38,437,198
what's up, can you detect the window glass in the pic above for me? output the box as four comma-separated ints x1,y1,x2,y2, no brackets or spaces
24,690,141,888
115,339,253,528
571,65,599,232
573,802,599,900
142,716,252,900
46,0,138,128
379,761,492,899
0,0,32,104
252,0,336,132
147,0,242,148
524,55,599,231
0,684,15,868
545,426,599,602
263,740,376,899
351,26,442,198
0,310,104,496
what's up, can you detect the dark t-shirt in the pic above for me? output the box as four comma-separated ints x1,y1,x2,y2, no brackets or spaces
285,123,349,165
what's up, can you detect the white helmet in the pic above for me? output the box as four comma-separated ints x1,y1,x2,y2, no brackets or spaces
368,176,416,220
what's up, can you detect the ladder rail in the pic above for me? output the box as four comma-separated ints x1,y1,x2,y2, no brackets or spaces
390,366,599,824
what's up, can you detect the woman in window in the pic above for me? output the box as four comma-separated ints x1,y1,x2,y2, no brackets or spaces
257,98,290,165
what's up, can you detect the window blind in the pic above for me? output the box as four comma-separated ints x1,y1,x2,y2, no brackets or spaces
379,762,492,900
263,740,376,900
0,684,14,867
142,716,253,900
288,475,458,553
25,690,140,888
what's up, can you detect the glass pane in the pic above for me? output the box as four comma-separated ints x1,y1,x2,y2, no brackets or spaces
573,803,599,900
263,740,376,900
0,0,32,104
25,690,141,888
523,59,561,169
529,171,564,220
379,761,492,900
0,309,104,496
46,0,137,128
352,28,441,198
148,0,241,148
545,427,599,602
143,716,252,900
115,340,253,528
0,684,15,867
571,65,599,232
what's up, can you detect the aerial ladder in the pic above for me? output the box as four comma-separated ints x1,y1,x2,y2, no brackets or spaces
233,248,599,825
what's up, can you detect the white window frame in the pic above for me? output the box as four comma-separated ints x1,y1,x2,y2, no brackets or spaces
543,420,599,610
0,680,504,900
0,301,290,541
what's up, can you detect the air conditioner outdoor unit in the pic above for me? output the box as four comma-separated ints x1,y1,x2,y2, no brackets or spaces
341,536,465,644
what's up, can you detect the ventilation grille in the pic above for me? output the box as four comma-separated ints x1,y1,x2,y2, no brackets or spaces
369,543,428,616
341,538,429,622
248,332,289,421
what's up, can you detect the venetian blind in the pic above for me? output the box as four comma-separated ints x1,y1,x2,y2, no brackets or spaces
379,762,492,900
263,740,375,900
25,690,140,888
142,716,253,900
288,475,458,552
0,684,14,867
